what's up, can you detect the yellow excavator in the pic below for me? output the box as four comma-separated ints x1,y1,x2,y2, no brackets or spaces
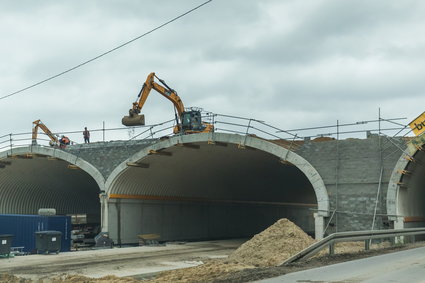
32,119,71,148
122,72,214,134
32,119,59,146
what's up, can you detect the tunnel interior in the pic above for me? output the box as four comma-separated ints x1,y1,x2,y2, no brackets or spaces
109,142,318,244
398,149,425,228
0,154,101,231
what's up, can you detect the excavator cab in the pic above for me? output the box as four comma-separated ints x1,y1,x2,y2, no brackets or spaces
181,110,203,132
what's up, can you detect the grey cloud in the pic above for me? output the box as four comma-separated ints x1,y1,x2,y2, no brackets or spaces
1,0,425,138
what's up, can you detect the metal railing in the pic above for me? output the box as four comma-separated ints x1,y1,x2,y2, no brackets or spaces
281,227,425,265
0,111,414,153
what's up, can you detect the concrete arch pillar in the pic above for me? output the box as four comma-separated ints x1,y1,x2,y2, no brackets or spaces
387,152,409,229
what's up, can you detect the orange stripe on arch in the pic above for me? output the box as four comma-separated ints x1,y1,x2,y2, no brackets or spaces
404,216,425,223
108,194,201,202
108,194,317,207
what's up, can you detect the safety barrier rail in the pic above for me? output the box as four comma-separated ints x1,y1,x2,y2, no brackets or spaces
281,227,425,265
0,111,413,153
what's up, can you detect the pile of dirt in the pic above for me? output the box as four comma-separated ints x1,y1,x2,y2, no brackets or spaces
146,218,314,282
228,218,315,267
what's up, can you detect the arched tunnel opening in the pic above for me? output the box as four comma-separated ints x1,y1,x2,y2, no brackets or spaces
397,148,425,229
0,153,101,243
108,141,318,245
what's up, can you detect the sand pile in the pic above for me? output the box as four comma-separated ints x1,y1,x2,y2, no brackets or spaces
146,218,310,282
228,218,315,267
147,218,314,282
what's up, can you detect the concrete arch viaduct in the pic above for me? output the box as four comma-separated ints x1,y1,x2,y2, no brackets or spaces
0,132,424,245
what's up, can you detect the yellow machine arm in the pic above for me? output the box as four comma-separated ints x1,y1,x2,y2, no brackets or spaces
122,72,185,126
134,72,184,117
32,120,59,146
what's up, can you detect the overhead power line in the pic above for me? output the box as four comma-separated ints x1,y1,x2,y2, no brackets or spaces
0,0,213,101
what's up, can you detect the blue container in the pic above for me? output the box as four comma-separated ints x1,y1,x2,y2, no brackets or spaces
0,214,71,253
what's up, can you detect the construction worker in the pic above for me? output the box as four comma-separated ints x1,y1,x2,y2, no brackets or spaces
59,135,70,148
83,127,90,143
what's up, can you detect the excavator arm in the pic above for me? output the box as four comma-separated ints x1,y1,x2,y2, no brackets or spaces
123,72,184,126
32,120,59,146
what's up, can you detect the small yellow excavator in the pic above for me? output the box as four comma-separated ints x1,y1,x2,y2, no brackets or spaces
32,120,71,148
122,72,214,134
32,119,59,146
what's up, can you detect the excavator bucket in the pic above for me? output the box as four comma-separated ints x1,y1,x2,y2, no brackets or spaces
122,114,145,126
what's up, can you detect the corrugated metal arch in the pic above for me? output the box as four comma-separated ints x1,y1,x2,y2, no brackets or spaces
0,146,105,215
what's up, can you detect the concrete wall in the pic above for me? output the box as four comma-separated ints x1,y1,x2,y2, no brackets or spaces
296,134,404,234
65,140,155,179
108,198,315,244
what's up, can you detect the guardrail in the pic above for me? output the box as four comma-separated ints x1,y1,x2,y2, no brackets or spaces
281,227,425,265
0,111,413,153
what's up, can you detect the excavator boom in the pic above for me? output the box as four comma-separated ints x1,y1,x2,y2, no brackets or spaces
122,72,185,127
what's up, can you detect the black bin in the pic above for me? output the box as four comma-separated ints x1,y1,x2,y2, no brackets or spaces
0,234,13,257
35,231,62,254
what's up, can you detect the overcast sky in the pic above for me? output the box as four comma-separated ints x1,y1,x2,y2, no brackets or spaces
1,0,424,143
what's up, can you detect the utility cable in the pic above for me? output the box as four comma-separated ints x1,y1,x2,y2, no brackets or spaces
0,0,212,101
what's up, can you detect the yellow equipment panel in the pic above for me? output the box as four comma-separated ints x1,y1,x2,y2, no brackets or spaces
409,111,425,136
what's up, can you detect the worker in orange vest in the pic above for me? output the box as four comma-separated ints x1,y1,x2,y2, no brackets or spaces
59,135,70,148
